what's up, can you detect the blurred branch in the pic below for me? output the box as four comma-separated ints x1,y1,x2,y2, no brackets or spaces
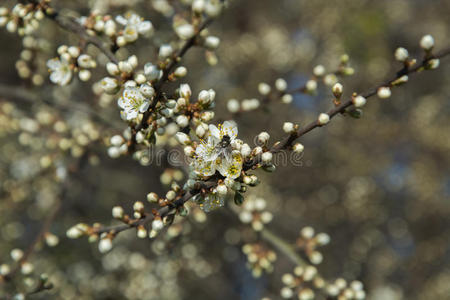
260,228,308,266
1,152,90,293
245,45,450,170
0,83,123,130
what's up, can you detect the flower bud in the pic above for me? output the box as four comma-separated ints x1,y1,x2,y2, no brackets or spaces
175,132,191,145
152,219,164,231
306,79,317,92
261,151,273,163
205,36,220,49
174,66,187,77
179,83,192,99
353,95,367,107
313,65,326,77
275,78,287,91
257,132,270,144
106,62,119,75
258,82,271,95
293,143,304,153
283,122,295,133
144,63,161,81
159,44,173,58
147,192,158,203
227,99,240,113
98,238,113,253
176,115,189,127
112,206,124,219
377,87,391,99
332,83,343,98
139,84,155,98
318,113,330,125
394,47,409,62
420,34,434,50
175,24,195,40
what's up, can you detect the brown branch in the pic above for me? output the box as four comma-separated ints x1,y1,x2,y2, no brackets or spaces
244,46,450,170
92,181,216,235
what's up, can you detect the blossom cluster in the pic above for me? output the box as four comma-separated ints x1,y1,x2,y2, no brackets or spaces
242,243,277,278
47,45,97,85
280,265,366,300
0,3,45,36
78,12,153,47
296,226,330,265
226,56,355,113
238,196,273,231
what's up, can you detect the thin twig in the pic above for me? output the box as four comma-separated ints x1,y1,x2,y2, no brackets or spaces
260,228,308,266
244,46,450,170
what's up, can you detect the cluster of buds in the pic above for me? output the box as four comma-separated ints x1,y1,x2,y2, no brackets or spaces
394,34,439,72
0,101,100,167
325,278,366,300
239,196,273,231
280,265,322,299
0,3,45,36
107,134,128,159
78,12,153,48
15,35,46,85
242,243,277,277
67,191,188,253
295,226,330,265
47,45,97,85
227,55,355,114
281,265,366,300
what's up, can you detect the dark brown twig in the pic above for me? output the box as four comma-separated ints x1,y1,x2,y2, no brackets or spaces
244,46,450,170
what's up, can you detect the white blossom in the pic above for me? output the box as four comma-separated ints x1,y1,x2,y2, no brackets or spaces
192,121,243,179
47,57,72,86
118,87,150,120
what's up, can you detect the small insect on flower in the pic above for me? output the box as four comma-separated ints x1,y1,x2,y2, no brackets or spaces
192,121,244,179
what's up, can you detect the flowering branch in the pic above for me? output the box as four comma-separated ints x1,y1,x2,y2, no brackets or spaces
244,45,450,171
127,18,214,152
25,0,119,64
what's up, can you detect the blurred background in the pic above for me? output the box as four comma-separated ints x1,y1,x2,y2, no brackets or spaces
0,0,449,299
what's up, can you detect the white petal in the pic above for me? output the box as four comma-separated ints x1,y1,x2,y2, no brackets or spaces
222,120,238,139
115,15,128,26
138,21,153,35
208,124,221,140
46,58,61,71
126,110,138,120
139,100,150,112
